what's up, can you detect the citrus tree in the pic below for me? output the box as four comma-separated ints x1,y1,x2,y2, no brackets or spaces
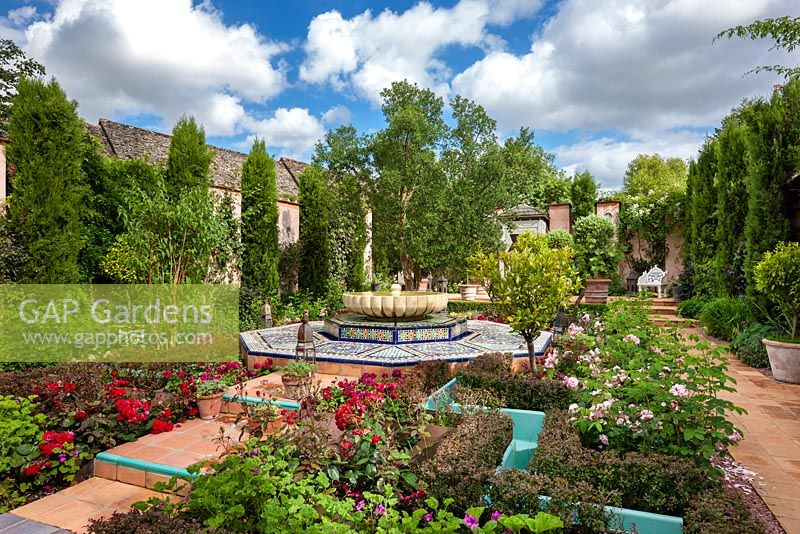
754,242,800,339
470,233,578,370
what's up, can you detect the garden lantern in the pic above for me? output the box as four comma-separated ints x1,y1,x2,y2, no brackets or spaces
437,275,448,293
295,311,316,367
626,271,640,294
552,308,569,336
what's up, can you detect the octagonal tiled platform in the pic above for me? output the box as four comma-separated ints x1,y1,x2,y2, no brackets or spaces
240,319,551,367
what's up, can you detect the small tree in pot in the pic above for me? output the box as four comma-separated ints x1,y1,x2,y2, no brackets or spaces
572,215,620,304
469,233,578,371
754,242,800,383
280,360,315,399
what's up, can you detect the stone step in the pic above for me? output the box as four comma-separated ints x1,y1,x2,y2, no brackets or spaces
649,305,678,315
651,314,696,327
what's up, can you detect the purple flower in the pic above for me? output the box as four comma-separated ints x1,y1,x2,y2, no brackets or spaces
464,513,479,529
599,434,609,446
59,453,67,463
356,500,365,511
251,449,260,456
491,511,502,521
251,467,261,475
375,504,386,516
424,513,433,522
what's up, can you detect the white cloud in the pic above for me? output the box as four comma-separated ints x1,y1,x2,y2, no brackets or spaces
243,108,326,160
8,6,37,26
552,130,707,189
0,6,36,41
21,0,287,137
322,105,352,125
451,0,798,187
299,0,543,104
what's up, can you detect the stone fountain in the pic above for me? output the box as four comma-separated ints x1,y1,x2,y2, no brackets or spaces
324,284,468,344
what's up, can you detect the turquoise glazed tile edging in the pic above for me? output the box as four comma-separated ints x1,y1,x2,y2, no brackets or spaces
424,379,684,534
95,452,194,479
222,394,300,410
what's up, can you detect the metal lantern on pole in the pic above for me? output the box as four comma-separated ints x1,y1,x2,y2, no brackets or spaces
436,275,448,293
295,311,317,367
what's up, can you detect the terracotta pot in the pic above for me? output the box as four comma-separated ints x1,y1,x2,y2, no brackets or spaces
281,375,313,399
196,392,224,420
247,414,284,436
584,279,611,304
763,338,800,384
459,283,479,301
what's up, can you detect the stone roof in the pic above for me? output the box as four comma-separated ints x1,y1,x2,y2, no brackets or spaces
87,118,302,197
504,204,548,220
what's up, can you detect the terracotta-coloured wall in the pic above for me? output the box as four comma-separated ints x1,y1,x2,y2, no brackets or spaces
620,224,685,284
595,201,620,226
548,203,571,233
278,200,300,245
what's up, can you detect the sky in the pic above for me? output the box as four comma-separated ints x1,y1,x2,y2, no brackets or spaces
1,0,797,189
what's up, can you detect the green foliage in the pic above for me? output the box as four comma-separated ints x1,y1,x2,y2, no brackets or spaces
730,323,776,368
0,38,45,132
420,411,513,515
104,174,237,284
6,77,88,282
165,116,213,196
530,411,714,517
569,171,597,219
754,241,800,338
545,230,572,250
0,395,46,512
241,139,279,297
280,359,315,378
469,234,577,369
87,509,231,534
715,16,800,78
699,298,751,340
572,215,619,279
0,215,26,283
714,115,749,297
298,165,332,298
742,80,796,303
457,367,575,412
447,300,508,316
686,141,718,295
677,297,708,319
622,154,688,198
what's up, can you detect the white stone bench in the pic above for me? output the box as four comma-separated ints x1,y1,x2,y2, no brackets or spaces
637,266,668,298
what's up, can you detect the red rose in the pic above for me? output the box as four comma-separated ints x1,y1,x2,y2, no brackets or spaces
23,463,42,477
151,419,175,434
74,411,87,420
371,435,381,445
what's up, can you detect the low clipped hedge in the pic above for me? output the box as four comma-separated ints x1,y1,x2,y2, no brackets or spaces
730,323,777,368
529,411,713,517
419,410,513,515
87,509,232,534
683,486,765,534
456,353,575,411
447,300,508,315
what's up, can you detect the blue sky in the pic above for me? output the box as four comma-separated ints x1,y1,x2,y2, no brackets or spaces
1,0,796,188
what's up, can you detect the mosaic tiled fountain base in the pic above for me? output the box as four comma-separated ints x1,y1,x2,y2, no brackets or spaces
240,317,552,367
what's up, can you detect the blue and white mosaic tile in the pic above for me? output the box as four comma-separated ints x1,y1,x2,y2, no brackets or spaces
240,320,552,367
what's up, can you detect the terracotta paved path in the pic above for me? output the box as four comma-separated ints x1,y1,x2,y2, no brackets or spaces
687,327,800,533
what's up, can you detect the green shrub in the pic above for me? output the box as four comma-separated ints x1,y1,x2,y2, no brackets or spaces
546,230,573,250
730,323,776,368
754,241,800,339
529,411,713,517
677,297,708,319
572,215,619,279
420,411,513,515
489,470,613,533
456,354,575,411
447,301,508,316
407,361,451,395
0,395,47,512
683,486,765,534
699,298,750,340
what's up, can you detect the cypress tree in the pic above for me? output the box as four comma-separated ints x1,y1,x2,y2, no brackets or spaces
241,139,279,296
166,116,213,196
298,165,331,298
714,113,749,296
742,79,797,301
7,78,87,283
570,170,598,218
686,140,718,296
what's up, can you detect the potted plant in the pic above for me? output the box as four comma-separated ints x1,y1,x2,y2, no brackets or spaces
754,242,800,383
195,379,228,420
459,281,479,301
573,215,620,304
280,360,315,399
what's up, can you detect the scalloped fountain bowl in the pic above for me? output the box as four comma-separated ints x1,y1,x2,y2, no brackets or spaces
342,288,448,320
